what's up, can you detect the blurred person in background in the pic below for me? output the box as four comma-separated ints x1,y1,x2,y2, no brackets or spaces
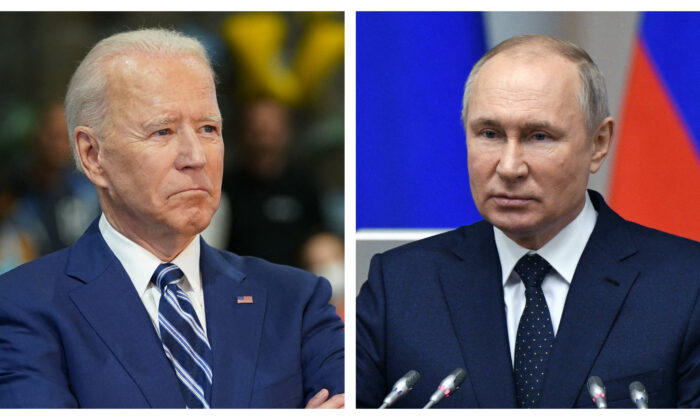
0,172,36,274
221,12,345,268
224,98,324,267
301,232,344,321
10,102,100,256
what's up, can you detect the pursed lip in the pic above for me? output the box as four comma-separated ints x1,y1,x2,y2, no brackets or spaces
490,193,535,207
168,187,209,198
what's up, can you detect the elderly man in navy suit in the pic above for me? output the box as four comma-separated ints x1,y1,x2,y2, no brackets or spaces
0,28,344,408
356,34,700,408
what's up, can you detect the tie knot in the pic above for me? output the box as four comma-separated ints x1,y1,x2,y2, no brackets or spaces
151,263,184,292
513,254,551,289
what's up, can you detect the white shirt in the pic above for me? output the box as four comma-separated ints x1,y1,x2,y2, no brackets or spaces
98,214,208,337
494,194,597,365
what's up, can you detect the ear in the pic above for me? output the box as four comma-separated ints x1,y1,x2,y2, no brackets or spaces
74,126,109,189
589,117,614,173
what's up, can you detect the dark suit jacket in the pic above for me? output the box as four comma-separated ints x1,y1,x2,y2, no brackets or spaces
356,191,700,408
0,220,344,408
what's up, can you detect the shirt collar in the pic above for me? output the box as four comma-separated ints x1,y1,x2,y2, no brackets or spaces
493,192,598,286
98,213,202,297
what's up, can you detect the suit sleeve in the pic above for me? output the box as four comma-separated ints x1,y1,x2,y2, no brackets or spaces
356,253,388,408
0,295,78,408
676,286,700,407
300,275,345,404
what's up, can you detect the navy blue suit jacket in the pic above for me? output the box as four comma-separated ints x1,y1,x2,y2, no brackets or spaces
357,191,700,408
0,220,344,408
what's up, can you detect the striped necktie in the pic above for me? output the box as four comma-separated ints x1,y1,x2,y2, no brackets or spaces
151,263,213,408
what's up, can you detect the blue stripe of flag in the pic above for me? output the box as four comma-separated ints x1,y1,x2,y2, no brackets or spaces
640,12,700,155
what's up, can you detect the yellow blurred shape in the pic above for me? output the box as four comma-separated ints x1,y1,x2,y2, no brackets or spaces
223,13,301,104
222,12,344,106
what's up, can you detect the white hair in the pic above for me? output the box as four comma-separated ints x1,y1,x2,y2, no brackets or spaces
64,28,214,171
461,34,610,137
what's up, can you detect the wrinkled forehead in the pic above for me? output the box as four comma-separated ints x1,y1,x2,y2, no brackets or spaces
105,52,215,94
478,50,579,91
468,51,582,116
113,51,214,81
103,52,219,118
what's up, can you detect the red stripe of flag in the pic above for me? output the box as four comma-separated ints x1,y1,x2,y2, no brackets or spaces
609,37,700,242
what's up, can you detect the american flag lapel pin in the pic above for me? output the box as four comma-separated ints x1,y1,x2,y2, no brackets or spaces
237,295,254,304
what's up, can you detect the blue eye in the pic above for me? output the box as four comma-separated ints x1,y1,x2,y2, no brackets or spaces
202,125,216,133
482,130,497,139
155,129,171,136
533,133,548,141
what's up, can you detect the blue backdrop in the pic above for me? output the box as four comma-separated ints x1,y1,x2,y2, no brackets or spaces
356,12,487,229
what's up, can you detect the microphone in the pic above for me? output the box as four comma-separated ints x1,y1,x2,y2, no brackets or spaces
379,370,421,408
629,381,649,409
423,368,467,409
587,376,608,408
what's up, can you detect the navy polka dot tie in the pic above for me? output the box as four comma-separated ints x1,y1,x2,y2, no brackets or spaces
513,254,554,408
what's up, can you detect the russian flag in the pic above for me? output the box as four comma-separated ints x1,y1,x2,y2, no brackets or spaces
609,12,700,241
356,12,487,230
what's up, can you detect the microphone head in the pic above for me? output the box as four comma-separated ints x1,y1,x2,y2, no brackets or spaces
428,368,468,407
382,370,421,408
629,381,648,408
587,376,607,408
451,368,467,389
438,368,467,392
403,370,421,389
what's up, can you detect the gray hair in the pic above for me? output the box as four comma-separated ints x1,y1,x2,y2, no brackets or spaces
64,28,214,171
461,34,609,137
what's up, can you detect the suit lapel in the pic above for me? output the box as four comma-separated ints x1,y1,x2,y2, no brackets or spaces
438,223,517,408
539,191,640,407
201,241,267,408
66,221,183,408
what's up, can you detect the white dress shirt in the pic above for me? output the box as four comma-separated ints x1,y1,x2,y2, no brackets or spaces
494,194,597,365
98,214,208,337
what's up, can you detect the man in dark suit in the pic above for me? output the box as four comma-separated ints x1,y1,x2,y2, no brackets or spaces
356,34,700,408
0,28,344,408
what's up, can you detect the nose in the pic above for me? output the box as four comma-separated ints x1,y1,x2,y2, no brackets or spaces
175,126,207,170
496,139,528,181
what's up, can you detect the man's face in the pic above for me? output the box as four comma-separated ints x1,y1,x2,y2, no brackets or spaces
97,53,224,240
465,52,602,249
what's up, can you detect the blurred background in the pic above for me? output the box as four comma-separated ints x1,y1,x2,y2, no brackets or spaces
357,11,700,292
0,12,345,318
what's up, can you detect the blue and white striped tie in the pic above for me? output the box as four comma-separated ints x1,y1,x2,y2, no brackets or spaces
151,263,213,408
